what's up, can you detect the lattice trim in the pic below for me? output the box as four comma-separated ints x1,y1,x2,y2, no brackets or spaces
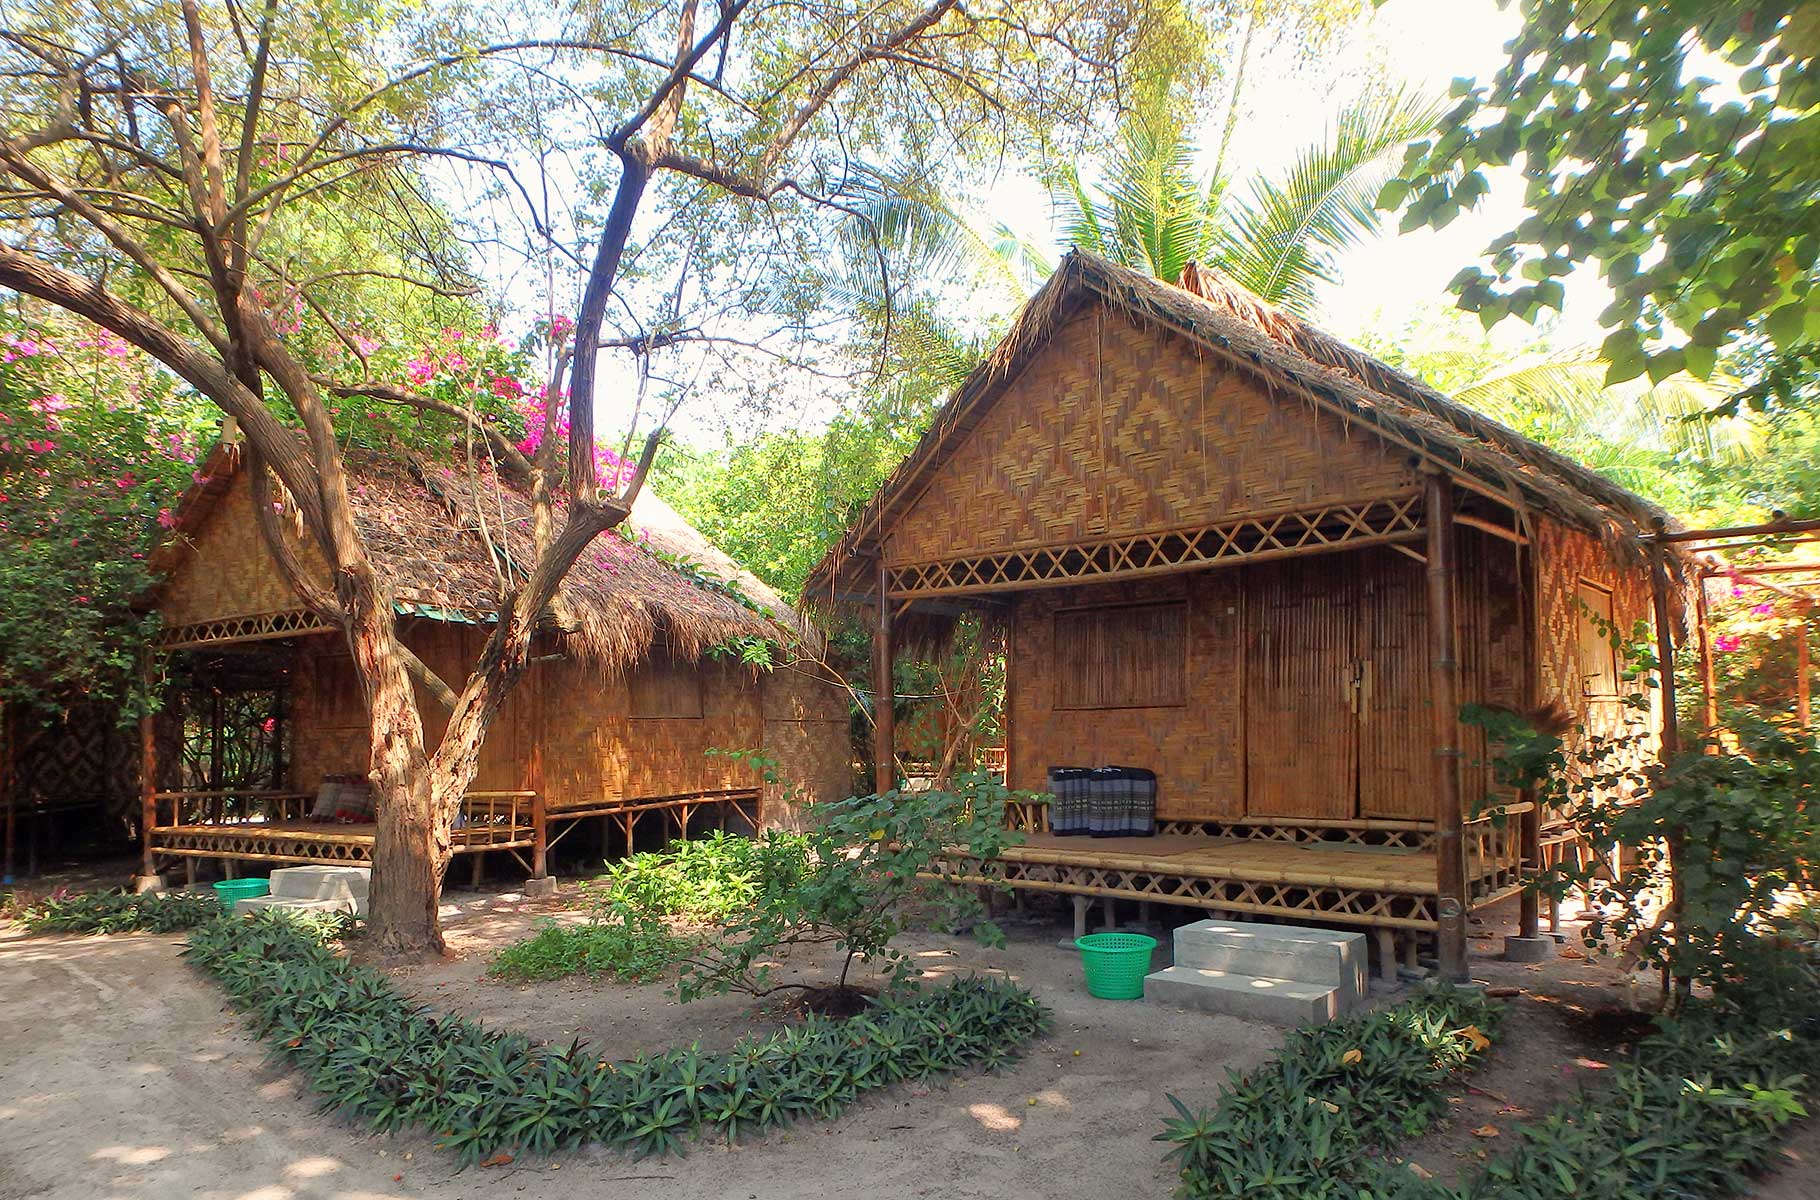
151,827,373,865
158,610,337,649
936,852,1439,930
886,495,1422,598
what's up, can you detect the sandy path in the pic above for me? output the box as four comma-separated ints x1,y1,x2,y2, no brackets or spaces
6,891,1812,1200
0,905,1274,1200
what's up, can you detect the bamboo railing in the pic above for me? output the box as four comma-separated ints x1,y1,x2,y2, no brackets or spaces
148,789,313,829
1464,802,1532,900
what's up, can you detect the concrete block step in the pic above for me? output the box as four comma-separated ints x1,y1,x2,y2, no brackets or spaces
234,894,362,919
1145,965,1350,1026
269,865,370,902
1172,920,1368,997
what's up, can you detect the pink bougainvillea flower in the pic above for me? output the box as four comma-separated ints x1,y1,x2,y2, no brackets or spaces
548,314,574,338
25,439,56,454
353,333,380,357
490,375,523,399
444,352,468,372
1752,602,1774,616
1731,585,1746,597
404,356,434,386
157,507,178,528
1715,634,1743,653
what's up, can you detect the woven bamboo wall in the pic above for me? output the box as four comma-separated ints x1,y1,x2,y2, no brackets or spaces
1456,529,1531,807
884,303,1418,568
1007,538,1525,823
760,666,855,827
1008,573,1245,820
159,472,327,627
1534,518,1659,752
288,624,534,792
540,652,765,811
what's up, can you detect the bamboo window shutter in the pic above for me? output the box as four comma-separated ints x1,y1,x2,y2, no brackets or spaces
1052,602,1188,710
630,652,706,719
1575,581,1619,697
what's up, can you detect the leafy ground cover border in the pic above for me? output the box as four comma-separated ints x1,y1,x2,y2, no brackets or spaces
21,887,222,934
1157,984,1502,1199
1365,1006,1818,1200
185,912,1050,1165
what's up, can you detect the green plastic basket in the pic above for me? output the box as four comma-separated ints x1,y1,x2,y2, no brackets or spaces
212,878,269,908
1075,932,1157,1000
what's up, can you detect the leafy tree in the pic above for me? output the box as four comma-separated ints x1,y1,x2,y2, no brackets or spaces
0,311,213,717
1352,304,1756,511
0,0,1171,955
1382,1,1820,385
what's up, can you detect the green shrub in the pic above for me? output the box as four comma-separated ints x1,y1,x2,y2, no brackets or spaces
675,774,1021,1003
24,887,222,934
186,911,1049,1165
487,910,693,983
585,829,802,923
1157,985,1502,1200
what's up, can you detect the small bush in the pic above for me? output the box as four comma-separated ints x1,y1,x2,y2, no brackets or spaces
585,829,800,923
187,911,1049,1165
1157,985,1502,1200
24,887,222,934
487,911,693,983
676,775,1021,1003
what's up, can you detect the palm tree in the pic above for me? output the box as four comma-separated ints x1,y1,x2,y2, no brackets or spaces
833,83,1441,404
1045,85,1441,315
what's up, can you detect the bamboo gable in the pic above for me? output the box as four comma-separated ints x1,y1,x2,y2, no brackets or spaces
882,304,1419,574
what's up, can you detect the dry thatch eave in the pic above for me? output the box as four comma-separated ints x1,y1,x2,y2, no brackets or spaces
154,442,807,676
806,250,1688,602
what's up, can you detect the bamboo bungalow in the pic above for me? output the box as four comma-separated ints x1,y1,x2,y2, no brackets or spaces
806,251,1693,980
129,441,850,885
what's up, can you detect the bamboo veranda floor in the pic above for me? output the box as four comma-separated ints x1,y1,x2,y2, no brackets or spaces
939,832,1527,972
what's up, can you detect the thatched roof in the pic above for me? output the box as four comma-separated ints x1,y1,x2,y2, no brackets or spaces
807,250,1684,599
157,441,802,673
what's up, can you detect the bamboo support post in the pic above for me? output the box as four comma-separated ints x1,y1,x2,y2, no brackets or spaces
874,557,896,796
1800,622,1812,731
138,662,158,881
2,702,13,885
1375,928,1396,984
1648,521,1688,1001
1696,577,1717,737
1517,800,1541,940
1425,471,1469,982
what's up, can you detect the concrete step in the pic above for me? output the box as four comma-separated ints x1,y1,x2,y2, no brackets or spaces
269,865,370,903
1171,920,1368,997
1145,965,1350,1025
233,894,361,919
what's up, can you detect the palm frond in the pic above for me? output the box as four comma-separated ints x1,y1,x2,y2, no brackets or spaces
1456,350,1760,464
1212,87,1442,314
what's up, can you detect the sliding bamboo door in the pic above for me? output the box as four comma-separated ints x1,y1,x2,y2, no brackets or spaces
1243,560,1358,819
1244,549,1433,821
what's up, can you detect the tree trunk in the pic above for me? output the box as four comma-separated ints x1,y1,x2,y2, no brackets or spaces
335,566,449,956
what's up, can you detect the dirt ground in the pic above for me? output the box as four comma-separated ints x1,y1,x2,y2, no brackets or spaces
1,879,1815,1200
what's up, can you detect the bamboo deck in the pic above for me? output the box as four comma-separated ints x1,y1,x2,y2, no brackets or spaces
942,832,1525,934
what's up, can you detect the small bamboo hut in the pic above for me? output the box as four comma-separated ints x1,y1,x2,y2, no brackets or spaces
806,251,1695,979
121,441,850,884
